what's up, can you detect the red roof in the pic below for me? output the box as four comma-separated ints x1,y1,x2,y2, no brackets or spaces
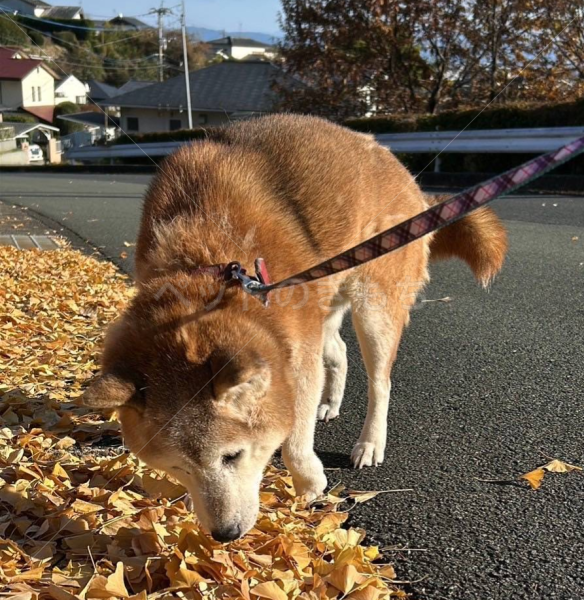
0,47,23,60
22,105,55,123
0,57,46,80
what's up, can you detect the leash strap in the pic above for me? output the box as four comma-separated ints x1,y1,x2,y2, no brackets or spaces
247,133,584,294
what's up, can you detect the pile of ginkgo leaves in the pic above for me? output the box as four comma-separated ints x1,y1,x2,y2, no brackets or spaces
0,245,405,600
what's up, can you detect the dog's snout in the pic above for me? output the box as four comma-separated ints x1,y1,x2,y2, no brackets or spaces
211,524,242,543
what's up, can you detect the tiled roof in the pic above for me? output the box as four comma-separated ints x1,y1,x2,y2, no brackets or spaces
100,61,288,113
56,111,119,127
0,47,25,60
115,80,154,95
0,58,48,80
21,0,51,7
22,105,55,123
209,36,274,49
42,6,83,19
87,80,119,100
107,16,151,29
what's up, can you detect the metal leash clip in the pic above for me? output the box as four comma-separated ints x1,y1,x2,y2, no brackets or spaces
225,260,271,306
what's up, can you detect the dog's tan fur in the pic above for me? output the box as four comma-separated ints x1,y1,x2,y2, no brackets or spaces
83,115,507,541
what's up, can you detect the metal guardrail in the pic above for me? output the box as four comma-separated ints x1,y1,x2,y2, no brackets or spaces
66,127,584,167
375,126,584,154
67,141,181,161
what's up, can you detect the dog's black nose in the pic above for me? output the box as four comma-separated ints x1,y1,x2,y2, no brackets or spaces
211,525,241,543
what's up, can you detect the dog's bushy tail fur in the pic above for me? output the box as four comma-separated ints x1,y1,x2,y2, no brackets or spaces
427,194,508,288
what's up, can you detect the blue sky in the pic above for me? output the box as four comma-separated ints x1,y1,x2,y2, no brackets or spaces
81,0,282,34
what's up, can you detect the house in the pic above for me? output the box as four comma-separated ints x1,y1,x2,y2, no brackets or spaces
0,121,60,164
115,79,154,95
0,50,56,122
98,61,290,133
0,46,26,59
107,15,151,30
55,74,88,105
41,5,84,19
0,0,83,19
0,0,50,17
87,80,119,103
207,36,277,61
57,110,119,148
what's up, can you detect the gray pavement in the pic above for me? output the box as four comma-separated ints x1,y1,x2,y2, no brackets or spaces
1,172,583,599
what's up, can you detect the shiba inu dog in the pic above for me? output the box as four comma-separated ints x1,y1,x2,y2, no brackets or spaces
83,114,507,542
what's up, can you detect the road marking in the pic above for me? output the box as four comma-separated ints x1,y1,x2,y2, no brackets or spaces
0,235,60,250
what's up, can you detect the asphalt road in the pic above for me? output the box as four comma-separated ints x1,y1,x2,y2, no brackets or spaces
1,172,583,599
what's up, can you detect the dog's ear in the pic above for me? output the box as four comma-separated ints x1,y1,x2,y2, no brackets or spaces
211,351,271,423
82,372,137,408
83,316,141,409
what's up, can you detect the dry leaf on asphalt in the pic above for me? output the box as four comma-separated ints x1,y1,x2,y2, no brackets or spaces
520,468,546,490
520,459,582,490
542,459,582,473
0,245,406,599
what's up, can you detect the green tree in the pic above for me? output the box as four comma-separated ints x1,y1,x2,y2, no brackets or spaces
0,18,28,45
54,102,83,134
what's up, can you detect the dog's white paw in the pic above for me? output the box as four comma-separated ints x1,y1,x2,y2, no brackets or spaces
351,441,385,469
293,471,327,501
317,403,340,422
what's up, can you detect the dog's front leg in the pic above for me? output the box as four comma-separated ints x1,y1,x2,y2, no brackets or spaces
282,351,327,500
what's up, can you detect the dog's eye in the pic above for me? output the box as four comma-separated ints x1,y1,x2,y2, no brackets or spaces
222,450,243,465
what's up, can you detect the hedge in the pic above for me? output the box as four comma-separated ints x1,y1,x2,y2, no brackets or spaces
345,99,584,134
114,128,211,145
345,100,584,174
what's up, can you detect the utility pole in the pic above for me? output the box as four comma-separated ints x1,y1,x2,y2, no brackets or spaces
181,0,193,129
149,2,172,82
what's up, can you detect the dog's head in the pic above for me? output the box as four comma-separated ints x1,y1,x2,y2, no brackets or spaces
82,275,294,542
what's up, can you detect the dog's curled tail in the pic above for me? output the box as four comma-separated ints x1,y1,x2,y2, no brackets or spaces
427,194,508,288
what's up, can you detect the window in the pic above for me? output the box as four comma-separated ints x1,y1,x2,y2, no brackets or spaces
76,95,86,104
169,119,181,131
37,86,41,102
127,117,139,132
32,86,36,102
198,113,208,125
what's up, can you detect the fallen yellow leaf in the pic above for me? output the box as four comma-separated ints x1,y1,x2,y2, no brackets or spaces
520,468,545,489
542,459,582,473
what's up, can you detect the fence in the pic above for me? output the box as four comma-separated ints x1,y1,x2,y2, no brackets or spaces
65,127,584,170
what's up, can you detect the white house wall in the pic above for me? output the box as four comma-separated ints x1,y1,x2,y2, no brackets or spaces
55,76,88,105
21,67,55,107
120,107,228,133
230,46,268,60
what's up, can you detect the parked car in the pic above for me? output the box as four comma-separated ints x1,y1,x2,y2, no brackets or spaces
29,144,44,162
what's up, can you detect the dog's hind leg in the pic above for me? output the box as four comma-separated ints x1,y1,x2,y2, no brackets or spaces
317,306,349,422
349,291,408,469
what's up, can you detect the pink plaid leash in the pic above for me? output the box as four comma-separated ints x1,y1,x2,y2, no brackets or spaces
226,134,584,303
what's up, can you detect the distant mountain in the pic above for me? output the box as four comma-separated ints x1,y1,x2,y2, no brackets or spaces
187,27,281,45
